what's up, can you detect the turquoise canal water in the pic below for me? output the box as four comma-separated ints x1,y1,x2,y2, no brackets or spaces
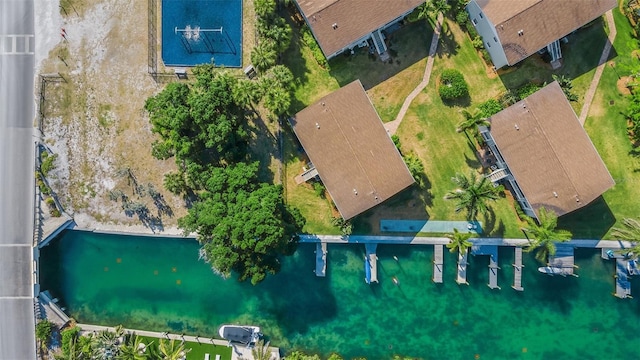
40,231,640,359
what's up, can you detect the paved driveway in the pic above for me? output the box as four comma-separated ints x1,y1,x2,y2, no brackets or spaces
0,0,37,358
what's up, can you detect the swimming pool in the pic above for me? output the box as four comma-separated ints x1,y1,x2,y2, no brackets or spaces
40,230,640,359
161,0,242,67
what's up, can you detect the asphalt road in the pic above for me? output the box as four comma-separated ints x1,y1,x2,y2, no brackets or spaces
0,0,37,359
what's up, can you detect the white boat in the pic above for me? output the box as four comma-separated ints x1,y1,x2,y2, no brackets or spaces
218,325,261,347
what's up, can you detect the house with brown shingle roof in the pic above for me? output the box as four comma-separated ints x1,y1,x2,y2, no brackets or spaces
293,0,423,60
466,0,616,68
290,80,415,220
479,81,614,219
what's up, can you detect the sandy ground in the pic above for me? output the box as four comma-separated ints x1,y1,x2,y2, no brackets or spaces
36,0,184,234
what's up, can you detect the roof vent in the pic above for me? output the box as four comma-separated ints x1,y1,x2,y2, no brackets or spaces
576,197,580,203
353,189,358,195
321,102,325,106
518,30,524,36
332,23,338,29
553,191,558,198
514,124,519,130
316,122,320,129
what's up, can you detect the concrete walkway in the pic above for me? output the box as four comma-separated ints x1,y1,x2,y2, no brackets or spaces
299,234,635,249
385,14,443,135
578,10,617,125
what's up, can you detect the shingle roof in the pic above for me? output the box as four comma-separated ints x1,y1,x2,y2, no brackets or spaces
477,0,616,65
488,81,614,217
290,80,415,220
295,0,423,57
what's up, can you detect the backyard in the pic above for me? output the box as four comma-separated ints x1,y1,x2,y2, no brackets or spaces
283,4,640,239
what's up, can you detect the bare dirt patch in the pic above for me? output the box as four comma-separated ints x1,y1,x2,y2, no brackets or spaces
39,0,183,231
617,76,632,95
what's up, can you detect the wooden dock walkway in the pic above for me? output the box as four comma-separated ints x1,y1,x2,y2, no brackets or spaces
539,245,577,277
512,247,524,291
615,258,632,299
365,243,378,283
315,242,327,277
433,244,443,283
472,245,500,289
456,251,469,285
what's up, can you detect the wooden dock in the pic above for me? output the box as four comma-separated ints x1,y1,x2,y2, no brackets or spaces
539,245,577,277
456,251,469,285
615,258,632,299
365,243,378,283
488,253,500,290
315,242,327,277
433,244,443,283
471,245,500,289
512,247,524,291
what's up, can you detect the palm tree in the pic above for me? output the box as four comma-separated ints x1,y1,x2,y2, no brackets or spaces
232,80,262,109
457,108,490,140
522,207,572,263
252,339,274,360
263,86,291,119
251,41,277,72
444,171,501,220
158,338,190,360
117,334,149,360
418,0,451,30
611,218,640,258
446,228,473,255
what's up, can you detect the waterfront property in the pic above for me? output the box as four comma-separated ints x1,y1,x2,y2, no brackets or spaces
161,0,242,67
290,80,415,220
466,0,616,68
40,230,640,359
293,0,423,60
479,81,615,220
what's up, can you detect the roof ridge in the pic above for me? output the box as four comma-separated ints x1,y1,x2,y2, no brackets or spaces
524,93,582,203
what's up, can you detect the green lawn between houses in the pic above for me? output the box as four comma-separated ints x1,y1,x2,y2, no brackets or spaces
282,4,640,239
138,335,233,360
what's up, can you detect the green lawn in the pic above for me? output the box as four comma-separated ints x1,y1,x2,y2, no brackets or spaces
564,6,640,239
282,17,433,233
497,17,609,114
283,6,640,240
381,20,524,238
138,335,233,360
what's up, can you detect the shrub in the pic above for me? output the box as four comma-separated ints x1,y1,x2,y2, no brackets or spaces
35,319,53,344
313,181,325,198
403,153,425,187
455,10,469,25
471,36,484,50
391,134,402,152
300,26,328,69
40,152,58,177
439,69,469,100
478,99,503,117
517,82,542,100
50,208,62,217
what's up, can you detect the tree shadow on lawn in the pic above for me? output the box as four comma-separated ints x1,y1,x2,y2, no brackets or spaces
497,18,609,91
246,111,278,183
328,21,432,90
283,12,312,114
557,196,616,239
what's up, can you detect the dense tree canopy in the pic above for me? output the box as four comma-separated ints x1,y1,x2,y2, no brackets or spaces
145,65,247,167
146,64,304,284
179,162,304,284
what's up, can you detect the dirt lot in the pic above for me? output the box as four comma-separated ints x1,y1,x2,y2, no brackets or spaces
38,1,197,231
